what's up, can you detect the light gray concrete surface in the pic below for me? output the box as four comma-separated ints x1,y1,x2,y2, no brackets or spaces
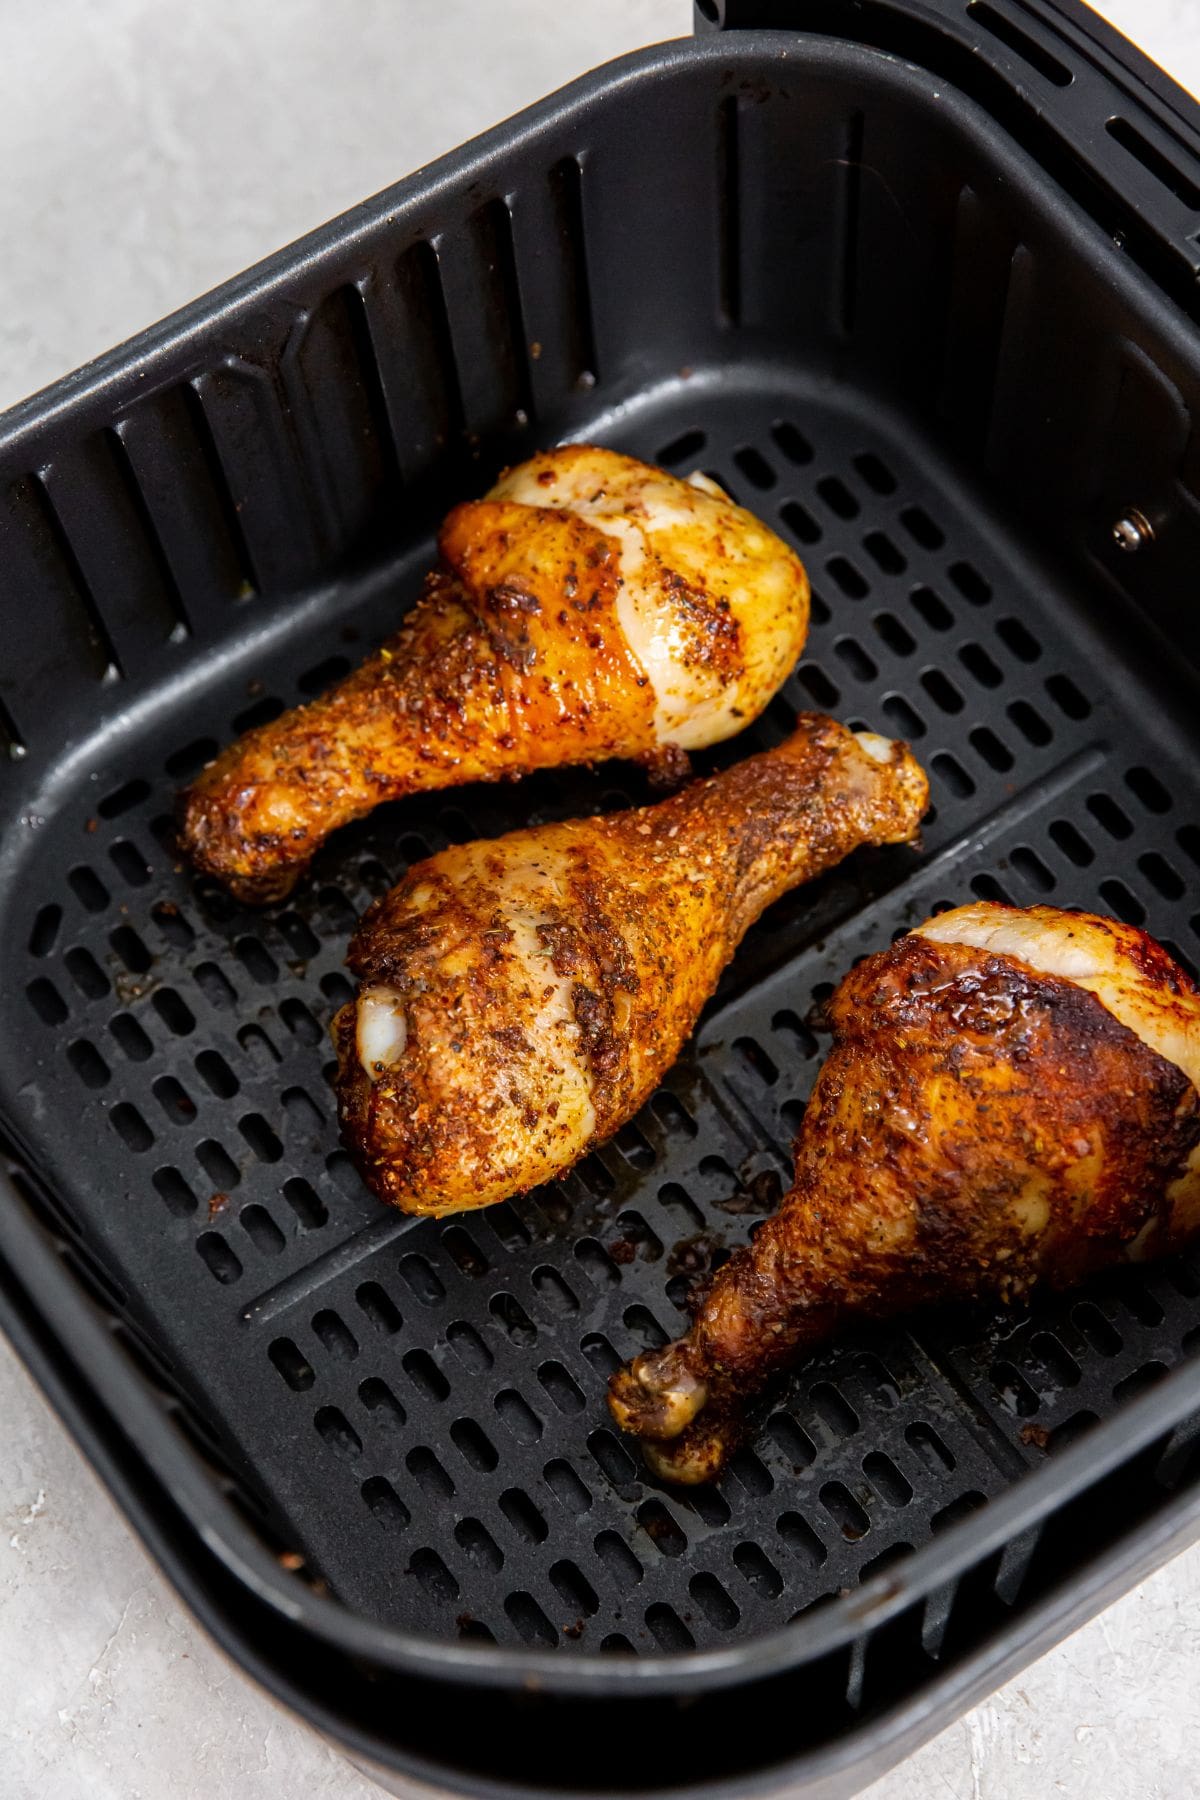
1,3,1198,1796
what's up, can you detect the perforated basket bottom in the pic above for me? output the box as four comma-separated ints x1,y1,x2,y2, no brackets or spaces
5,369,1200,1656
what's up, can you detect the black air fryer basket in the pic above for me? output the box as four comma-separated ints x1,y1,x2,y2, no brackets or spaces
3,2,1200,1794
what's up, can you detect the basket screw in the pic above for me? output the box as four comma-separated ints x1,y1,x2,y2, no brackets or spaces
1112,510,1154,554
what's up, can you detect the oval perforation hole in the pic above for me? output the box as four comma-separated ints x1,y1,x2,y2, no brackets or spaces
645,1603,694,1652
932,1491,988,1532
1087,793,1133,840
780,498,821,545
767,1412,816,1469
241,1204,285,1256
108,839,150,886
863,531,905,575
152,1166,197,1217
269,1338,314,1391
733,445,775,489
586,1428,638,1495
970,726,1013,771
359,1377,406,1428
816,474,858,518
27,978,68,1025
992,1360,1039,1415
362,1476,409,1532
920,669,963,714
451,1417,498,1472
446,1319,493,1372
1138,851,1184,900
68,866,109,913
408,1547,458,1602
851,449,895,492
65,947,110,999
959,641,1003,688
98,777,150,818
238,1113,282,1163
636,1500,687,1557
594,1530,642,1592
551,1558,600,1620
905,1421,955,1472
834,637,877,683
196,1232,241,1285
283,1177,328,1230
494,1388,542,1443
313,1309,358,1360
505,1591,556,1646
152,989,195,1035
777,1511,826,1566
456,1517,503,1571
490,1292,537,1346
537,1360,585,1413
1008,699,1052,746
971,872,1014,905
820,1481,870,1539
544,1459,591,1513
797,662,838,707
881,694,925,739
403,1348,450,1402
827,555,868,598
1049,819,1093,866
899,503,944,548
690,1573,739,1630
399,1254,445,1305
67,1039,109,1089
772,421,814,464
656,428,707,467
29,904,62,956
863,1451,913,1507
873,611,915,656
811,1381,858,1437
1045,672,1090,719
443,1225,489,1278
1010,846,1055,893
194,962,237,1009
406,1447,454,1498
152,1075,196,1125
734,1541,783,1596
196,1138,238,1189
110,1102,153,1152
532,1265,578,1314
499,1488,548,1544
948,560,990,604
1122,765,1170,817
996,615,1040,662
1098,877,1145,926
910,585,953,631
109,1022,151,1058
1072,1301,1122,1357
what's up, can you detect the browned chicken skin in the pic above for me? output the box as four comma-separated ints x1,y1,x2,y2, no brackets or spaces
178,446,811,901
610,903,1200,1482
332,715,928,1215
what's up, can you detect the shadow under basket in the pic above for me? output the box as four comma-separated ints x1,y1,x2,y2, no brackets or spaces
3,5,1200,1796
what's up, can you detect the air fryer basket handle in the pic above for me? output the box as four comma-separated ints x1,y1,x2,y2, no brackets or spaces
698,0,1200,302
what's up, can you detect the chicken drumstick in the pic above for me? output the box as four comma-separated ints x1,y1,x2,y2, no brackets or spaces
178,446,810,901
333,714,928,1215
610,902,1200,1481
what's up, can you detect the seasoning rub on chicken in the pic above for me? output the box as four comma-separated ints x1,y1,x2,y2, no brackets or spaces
610,903,1200,1482
178,446,812,901
333,714,928,1215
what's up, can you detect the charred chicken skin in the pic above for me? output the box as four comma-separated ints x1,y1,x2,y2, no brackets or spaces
332,714,928,1215
178,446,811,901
610,902,1200,1482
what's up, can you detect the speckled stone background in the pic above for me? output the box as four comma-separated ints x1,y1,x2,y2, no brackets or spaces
2,3,1199,1796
